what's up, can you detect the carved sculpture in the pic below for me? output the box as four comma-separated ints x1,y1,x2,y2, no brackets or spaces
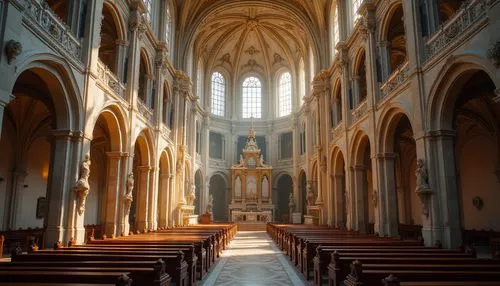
415,159,433,217
487,41,500,67
123,173,134,216
74,155,91,215
288,193,296,213
306,183,314,206
186,184,196,206
206,194,214,214
5,40,22,64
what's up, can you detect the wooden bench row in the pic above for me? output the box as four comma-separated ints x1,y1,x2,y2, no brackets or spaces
0,224,237,286
268,223,500,286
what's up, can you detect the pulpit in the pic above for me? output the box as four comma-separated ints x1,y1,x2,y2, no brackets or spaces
229,127,275,222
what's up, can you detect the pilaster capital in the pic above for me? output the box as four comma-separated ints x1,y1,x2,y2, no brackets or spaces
137,165,151,172
426,129,457,140
115,39,129,47
106,151,127,158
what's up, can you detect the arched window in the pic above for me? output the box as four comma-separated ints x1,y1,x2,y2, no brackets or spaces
332,5,340,47
278,72,292,117
242,77,262,119
165,4,172,44
352,0,361,23
144,0,153,25
211,72,225,116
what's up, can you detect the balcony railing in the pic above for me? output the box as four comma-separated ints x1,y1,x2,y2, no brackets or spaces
137,99,154,124
96,60,125,98
17,0,81,63
331,120,344,141
352,100,367,123
425,0,488,61
380,61,409,97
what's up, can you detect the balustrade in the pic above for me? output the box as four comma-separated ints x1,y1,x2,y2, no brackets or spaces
16,0,81,63
425,0,488,61
137,99,154,123
96,60,125,98
352,100,367,123
380,61,409,97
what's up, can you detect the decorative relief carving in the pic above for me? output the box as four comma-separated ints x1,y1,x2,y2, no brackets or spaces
245,45,260,56
272,53,284,65
242,59,264,71
5,40,22,64
218,53,232,66
380,61,409,97
96,60,125,98
352,100,367,122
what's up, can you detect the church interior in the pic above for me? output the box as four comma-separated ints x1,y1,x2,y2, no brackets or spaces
0,0,500,285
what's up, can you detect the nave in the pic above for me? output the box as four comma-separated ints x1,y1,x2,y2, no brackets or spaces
201,231,304,286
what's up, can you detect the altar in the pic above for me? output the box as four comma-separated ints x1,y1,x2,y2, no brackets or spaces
229,126,275,222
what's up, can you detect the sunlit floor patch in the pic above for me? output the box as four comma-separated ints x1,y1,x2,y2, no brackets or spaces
201,231,306,286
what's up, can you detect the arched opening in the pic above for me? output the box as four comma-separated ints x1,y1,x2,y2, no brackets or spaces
209,174,228,222
275,174,293,223
450,71,500,233
131,132,151,232
299,171,307,215
138,51,151,107
331,149,346,228
385,5,407,74
438,0,467,24
0,65,76,247
331,81,343,127
352,134,374,233
355,50,367,104
194,170,203,215
99,3,121,74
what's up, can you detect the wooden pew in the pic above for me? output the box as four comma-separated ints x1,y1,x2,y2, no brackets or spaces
343,260,500,286
11,250,186,286
0,270,132,286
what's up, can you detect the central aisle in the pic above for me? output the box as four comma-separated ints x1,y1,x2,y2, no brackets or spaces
201,231,306,286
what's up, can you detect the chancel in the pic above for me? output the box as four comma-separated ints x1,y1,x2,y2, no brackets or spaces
0,0,500,285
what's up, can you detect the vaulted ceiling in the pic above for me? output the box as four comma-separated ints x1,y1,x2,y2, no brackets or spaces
175,0,333,78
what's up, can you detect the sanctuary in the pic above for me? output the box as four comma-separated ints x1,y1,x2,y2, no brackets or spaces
229,126,274,225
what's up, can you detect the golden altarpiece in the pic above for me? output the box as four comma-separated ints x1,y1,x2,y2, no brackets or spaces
229,127,275,223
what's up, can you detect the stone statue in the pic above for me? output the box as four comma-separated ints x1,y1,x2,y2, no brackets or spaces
123,173,134,216
206,194,214,214
288,193,296,213
186,184,196,206
415,159,430,191
240,154,244,165
259,154,264,165
74,154,91,215
5,40,22,64
306,184,314,206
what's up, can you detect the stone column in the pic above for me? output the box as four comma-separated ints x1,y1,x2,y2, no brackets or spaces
115,40,129,82
352,76,360,106
334,174,345,228
80,0,104,69
167,175,175,227
427,130,461,248
45,131,81,246
135,166,150,232
102,152,124,237
327,174,334,226
158,173,169,228
377,41,391,80
148,167,158,231
378,153,399,236
352,165,367,233
8,168,27,229
125,5,146,104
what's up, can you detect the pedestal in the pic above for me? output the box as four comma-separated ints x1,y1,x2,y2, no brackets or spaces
199,213,212,224
183,215,199,225
304,215,319,225
291,212,302,224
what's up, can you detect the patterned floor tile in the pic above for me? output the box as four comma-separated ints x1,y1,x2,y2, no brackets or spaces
201,231,307,286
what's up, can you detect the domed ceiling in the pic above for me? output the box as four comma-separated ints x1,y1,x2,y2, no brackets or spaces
176,0,331,79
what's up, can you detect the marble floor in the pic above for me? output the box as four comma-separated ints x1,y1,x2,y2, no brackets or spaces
201,231,308,286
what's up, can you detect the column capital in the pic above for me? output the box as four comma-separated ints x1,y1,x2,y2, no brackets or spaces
137,165,151,172
106,151,128,158
426,129,456,140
